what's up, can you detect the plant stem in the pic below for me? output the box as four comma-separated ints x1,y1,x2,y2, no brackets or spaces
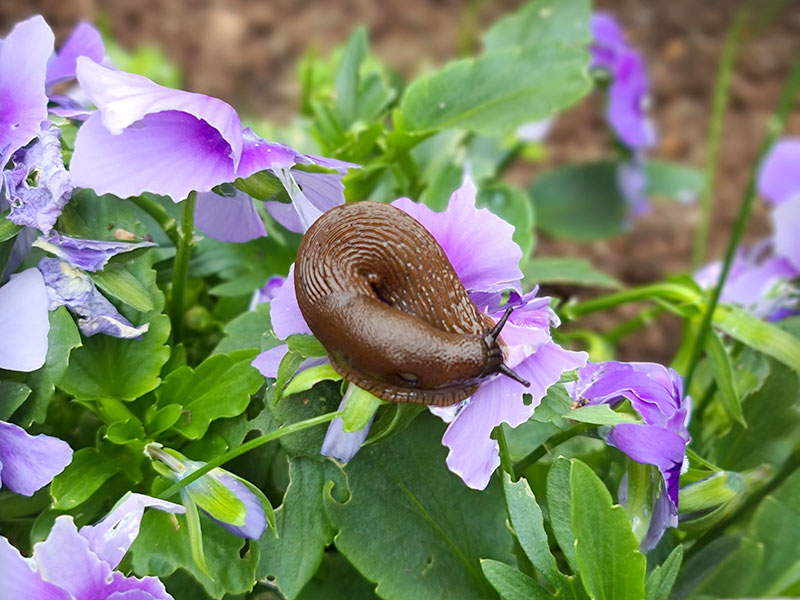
606,305,665,343
683,60,800,390
561,283,699,321
130,195,180,246
157,410,342,500
170,191,197,344
495,425,515,480
692,5,748,269
512,423,594,474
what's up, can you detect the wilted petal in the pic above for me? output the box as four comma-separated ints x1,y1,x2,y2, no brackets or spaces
0,537,69,600
0,420,71,496
0,268,50,371
0,16,53,169
79,492,185,569
71,110,236,201
321,392,373,463
393,177,523,294
758,138,800,205
45,22,105,88
269,265,312,338
772,196,800,271
195,189,267,242
201,471,267,539
39,257,149,339
34,232,156,271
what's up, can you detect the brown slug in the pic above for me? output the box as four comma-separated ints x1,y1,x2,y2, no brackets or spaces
294,201,530,406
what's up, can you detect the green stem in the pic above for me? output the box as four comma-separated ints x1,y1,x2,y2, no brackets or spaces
158,410,342,500
495,425,515,480
512,423,594,474
561,283,699,321
606,305,665,343
683,60,800,390
692,5,748,269
170,191,197,344
130,195,180,246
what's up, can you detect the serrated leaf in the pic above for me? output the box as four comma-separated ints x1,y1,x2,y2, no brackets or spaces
523,257,621,288
484,0,591,50
325,417,514,600
645,545,683,600
158,350,263,439
480,559,553,600
51,447,121,509
570,459,646,600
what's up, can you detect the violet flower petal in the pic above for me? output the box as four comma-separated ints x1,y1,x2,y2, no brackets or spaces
249,275,286,309
321,392,374,464
0,420,72,496
34,232,157,271
273,167,326,232
78,492,185,569
617,157,650,217
0,16,53,169
772,196,800,271
236,130,300,178
758,138,800,205
0,537,69,600
251,344,289,378
45,22,105,88
607,49,655,150
393,176,523,294
0,268,50,371
264,200,304,234
195,189,267,242
642,481,678,551
269,265,312,338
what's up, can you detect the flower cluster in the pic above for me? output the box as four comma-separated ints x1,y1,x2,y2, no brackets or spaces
253,176,587,490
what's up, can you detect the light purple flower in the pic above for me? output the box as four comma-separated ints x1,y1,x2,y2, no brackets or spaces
590,13,656,150
33,232,157,272
0,494,183,600
0,268,50,371
254,177,586,489
195,188,267,243
70,58,355,234
573,361,690,549
248,275,286,310
0,420,72,495
758,138,800,206
772,197,800,273
0,15,53,170
38,257,149,339
45,22,105,90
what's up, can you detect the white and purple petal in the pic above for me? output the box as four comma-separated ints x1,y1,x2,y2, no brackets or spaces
0,420,72,496
0,268,50,371
195,189,267,243
34,232,157,271
321,389,374,463
0,537,69,600
45,22,105,89
199,471,267,539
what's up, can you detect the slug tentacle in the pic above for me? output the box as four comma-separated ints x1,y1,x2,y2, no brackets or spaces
295,201,526,406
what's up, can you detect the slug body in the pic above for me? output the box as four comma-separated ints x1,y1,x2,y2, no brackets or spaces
294,201,514,406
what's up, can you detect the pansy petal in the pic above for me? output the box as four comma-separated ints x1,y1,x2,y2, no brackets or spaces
0,268,50,371
264,200,304,233
34,232,156,271
46,22,105,88
0,421,72,496
758,138,800,205
203,471,267,539
236,129,300,178
642,481,678,551
293,169,346,214
251,344,288,379
0,536,69,600
71,111,236,200
273,168,325,232
75,58,242,164
79,492,185,569
392,177,523,293
269,265,312,338
195,190,267,243
607,50,655,150
105,572,173,600
321,394,374,464
0,16,53,168
772,195,800,271
249,275,286,309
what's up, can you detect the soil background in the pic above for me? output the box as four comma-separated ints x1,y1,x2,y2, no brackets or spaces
2,0,799,362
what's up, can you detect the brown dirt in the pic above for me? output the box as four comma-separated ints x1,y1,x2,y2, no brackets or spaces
2,0,799,363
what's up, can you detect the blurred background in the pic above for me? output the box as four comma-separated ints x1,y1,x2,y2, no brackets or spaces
2,0,799,361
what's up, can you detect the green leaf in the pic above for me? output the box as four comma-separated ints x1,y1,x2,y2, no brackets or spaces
130,509,259,599
258,458,345,598
287,333,327,358
296,552,379,600
325,417,514,600
340,385,383,433
106,418,146,445
59,314,171,401
0,381,31,421
570,459,646,600
91,262,155,313
187,470,247,526
14,307,81,425
477,182,536,264
335,27,368,127
157,350,263,439
212,303,275,355
523,257,621,288
480,559,553,600
283,364,342,398
645,545,683,600
713,305,800,372
271,380,343,458
51,447,121,510
484,0,591,50
644,160,704,203
0,210,22,242
397,45,590,135
546,457,578,573
529,161,627,241
704,329,745,427
502,473,569,593
275,350,306,401
568,405,642,426
146,403,183,435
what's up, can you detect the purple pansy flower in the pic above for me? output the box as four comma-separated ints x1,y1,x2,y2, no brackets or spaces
45,21,105,91
760,139,800,272
70,58,355,237
38,257,149,339
0,419,71,496
33,232,157,272
253,177,587,489
249,275,286,310
573,360,690,549
0,268,50,372
0,492,183,600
